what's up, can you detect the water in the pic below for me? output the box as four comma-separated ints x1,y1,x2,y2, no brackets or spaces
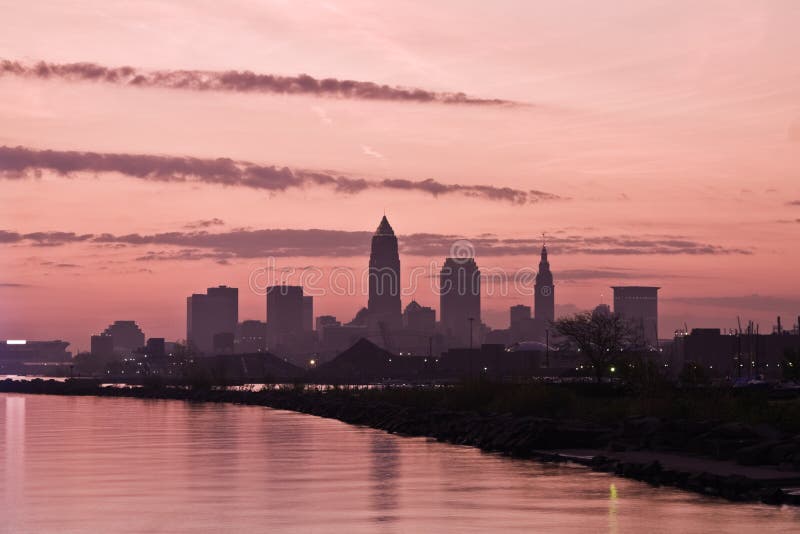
2,394,799,533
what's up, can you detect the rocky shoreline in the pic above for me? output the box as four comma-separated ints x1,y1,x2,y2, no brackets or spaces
3,377,800,506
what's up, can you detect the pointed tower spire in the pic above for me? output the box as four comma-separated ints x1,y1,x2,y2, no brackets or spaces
535,232,554,323
375,215,395,236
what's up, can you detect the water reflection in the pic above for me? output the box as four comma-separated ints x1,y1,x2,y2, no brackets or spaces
608,483,618,534
2,393,800,534
3,397,25,527
369,433,400,526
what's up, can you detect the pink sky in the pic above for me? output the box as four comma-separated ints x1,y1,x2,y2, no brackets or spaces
1,0,799,351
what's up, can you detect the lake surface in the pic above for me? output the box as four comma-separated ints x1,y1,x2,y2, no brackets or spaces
2,393,799,533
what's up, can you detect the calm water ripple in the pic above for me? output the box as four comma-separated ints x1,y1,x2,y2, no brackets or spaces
2,394,799,533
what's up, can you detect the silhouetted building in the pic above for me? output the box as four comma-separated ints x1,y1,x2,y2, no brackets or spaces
318,324,369,352
0,340,71,363
90,334,114,358
593,304,612,318
440,257,481,347
237,320,267,353
266,285,305,349
316,315,339,332
102,320,145,353
510,304,531,326
348,307,370,326
403,301,436,332
213,332,235,354
187,286,239,354
303,296,314,331
672,328,800,380
145,337,166,358
509,304,539,343
613,286,659,347
439,344,540,379
534,244,555,324
368,216,402,332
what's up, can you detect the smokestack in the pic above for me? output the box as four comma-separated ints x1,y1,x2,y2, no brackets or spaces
778,316,783,335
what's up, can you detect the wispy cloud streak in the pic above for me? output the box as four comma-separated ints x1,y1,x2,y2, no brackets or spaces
0,227,750,259
0,145,556,204
0,59,517,105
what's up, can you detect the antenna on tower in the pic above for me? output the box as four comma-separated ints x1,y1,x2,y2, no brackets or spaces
542,231,546,247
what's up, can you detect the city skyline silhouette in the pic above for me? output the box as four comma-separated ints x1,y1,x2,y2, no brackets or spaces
1,2,799,353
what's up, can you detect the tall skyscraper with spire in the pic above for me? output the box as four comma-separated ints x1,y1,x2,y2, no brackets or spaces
534,241,555,323
368,215,402,332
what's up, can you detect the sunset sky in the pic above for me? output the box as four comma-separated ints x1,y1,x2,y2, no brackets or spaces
1,0,799,351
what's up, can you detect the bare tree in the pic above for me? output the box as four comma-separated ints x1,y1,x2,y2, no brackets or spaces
553,310,636,382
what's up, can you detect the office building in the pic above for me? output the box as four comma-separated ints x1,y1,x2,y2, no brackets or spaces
403,301,436,332
612,286,659,347
187,285,239,354
90,334,114,358
303,296,314,331
102,320,145,352
368,216,402,331
440,256,481,347
266,285,305,349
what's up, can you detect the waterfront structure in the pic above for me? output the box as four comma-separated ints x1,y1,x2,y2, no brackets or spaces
671,327,800,380
102,320,146,352
367,216,402,332
0,339,71,363
612,286,659,347
187,286,239,354
440,256,481,347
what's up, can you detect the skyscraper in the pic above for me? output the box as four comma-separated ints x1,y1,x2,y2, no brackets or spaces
186,286,238,354
534,244,555,323
440,257,481,347
302,296,314,331
612,286,660,347
368,215,402,331
266,285,305,349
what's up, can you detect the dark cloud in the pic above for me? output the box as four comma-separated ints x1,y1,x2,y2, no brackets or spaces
108,229,372,258
183,218,225,229
0,230,93,246
0,59,518,106
666,294,800,313
0,145,552,204
0,282,30,287
559,268,658,281
399,233,750,257
787,200,800,206
135,249,236,264
0,227,751,260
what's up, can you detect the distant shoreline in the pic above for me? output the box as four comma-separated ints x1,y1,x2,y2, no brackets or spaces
2,377,800,506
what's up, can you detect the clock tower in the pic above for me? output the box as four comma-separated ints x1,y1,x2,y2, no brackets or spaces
534,241,554,323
